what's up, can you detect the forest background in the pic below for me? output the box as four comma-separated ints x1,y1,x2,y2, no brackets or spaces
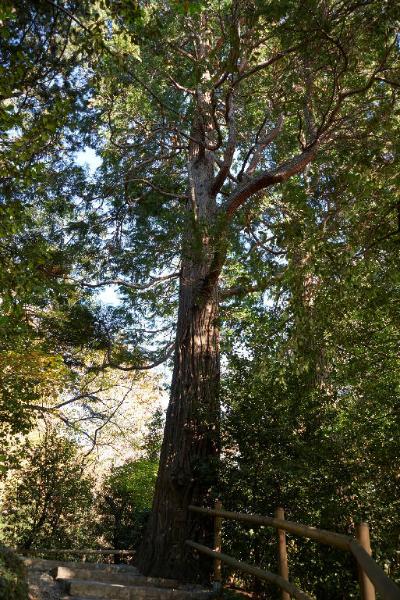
0,1,399,598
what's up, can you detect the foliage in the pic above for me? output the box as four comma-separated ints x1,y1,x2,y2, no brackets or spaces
142,407,165,461
0,351,70,438
96,459,158,550
0,0,109,452
219,172,400,597
77,0,400,330
0,428,95,550
0,0,87,178
0,544,28,600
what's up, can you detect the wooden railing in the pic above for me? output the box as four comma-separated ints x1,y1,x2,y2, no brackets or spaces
22,548,135,563
186,502,400,600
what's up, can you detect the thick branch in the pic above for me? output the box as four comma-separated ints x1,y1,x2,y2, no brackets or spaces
245,113,285,178
202,145,316,297
225,144,318,219
125,177,189,200
233,45,300,86
69,271,180,291
210,91,237,195
103,343,175,372
220,281,269,300
166,72,195,95
376,77,400,89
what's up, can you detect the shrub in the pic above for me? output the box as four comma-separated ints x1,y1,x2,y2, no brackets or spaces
97,459,158,551
0,544,28,600
0,429,95,551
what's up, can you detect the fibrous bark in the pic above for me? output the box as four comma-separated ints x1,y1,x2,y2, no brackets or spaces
138,144,221,580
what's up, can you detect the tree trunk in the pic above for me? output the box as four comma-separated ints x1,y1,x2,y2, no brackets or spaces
137,154,221,581
137,263,220,580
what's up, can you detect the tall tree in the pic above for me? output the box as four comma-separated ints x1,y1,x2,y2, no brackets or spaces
73,0,400,579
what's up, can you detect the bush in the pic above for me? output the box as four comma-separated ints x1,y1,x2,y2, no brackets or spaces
97,459,158,551
0,544,28,600
0,429,95,551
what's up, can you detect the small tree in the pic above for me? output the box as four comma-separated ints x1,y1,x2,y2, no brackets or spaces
0,427,94,550
96,459,158,552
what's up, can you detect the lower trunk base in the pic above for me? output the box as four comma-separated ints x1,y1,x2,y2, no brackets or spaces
137,509,214,583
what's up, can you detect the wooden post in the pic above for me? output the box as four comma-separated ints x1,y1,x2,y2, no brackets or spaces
275,507,290,600
356,523,376,600
213,500,223,595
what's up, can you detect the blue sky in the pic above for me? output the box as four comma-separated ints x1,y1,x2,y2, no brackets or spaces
75,147,102,174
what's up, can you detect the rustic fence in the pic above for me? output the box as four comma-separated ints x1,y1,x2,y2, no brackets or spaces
22,548,135,564
186,502,400,600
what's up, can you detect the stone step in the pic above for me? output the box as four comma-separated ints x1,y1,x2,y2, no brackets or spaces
60,596,138,600
55,566,193,590
66,578,213,600
23,556,139,574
